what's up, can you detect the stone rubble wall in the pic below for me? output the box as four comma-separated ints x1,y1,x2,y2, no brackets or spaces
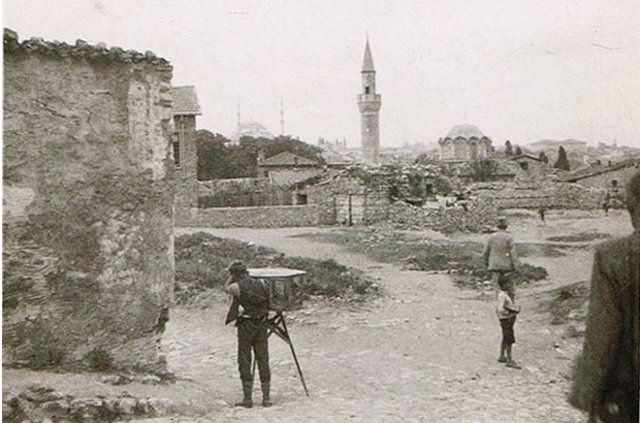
177,205,320,228
306,177,391,225
3,30,175,372
197,178,292,208
470,182,606,210
3,384,181,422
387,198,499,233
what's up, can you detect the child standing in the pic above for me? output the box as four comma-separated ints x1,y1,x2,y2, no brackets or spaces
496,275,521,369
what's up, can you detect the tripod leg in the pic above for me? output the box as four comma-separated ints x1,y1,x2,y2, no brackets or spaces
281,316,309,396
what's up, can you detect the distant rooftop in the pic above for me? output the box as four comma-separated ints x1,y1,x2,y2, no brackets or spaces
260,151,320,167
172,86,201,116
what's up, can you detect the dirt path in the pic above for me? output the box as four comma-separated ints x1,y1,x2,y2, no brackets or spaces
163,226,587,422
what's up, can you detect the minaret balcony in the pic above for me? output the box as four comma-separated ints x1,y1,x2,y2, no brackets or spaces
357,93,381,103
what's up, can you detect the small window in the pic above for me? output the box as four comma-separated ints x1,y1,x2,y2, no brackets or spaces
611,179,618,187
173,141,180,167
365,86,370,94
519,161,529,171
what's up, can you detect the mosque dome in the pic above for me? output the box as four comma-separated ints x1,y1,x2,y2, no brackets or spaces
445,124,486,140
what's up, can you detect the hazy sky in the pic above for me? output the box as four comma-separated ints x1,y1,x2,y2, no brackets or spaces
5,0,640,148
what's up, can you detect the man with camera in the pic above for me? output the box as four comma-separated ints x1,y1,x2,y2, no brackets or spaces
225,260,275,408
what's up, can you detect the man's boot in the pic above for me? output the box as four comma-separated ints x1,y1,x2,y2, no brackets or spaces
261,382,272,407
235,381,253,408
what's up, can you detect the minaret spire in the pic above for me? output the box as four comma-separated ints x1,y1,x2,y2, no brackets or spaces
357,37,381,163
236,102,241,131
362,37,375,72
280,98,285,136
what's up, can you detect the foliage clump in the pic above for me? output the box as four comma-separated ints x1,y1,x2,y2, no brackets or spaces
174,232,380,305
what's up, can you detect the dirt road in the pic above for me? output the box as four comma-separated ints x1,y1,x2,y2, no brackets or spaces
164,224,592,422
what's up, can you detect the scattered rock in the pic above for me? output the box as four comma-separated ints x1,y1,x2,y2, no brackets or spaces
70,398,104,420
141,374,162,385
19,385,63,403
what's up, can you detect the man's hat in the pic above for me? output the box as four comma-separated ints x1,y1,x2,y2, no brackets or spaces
228,260,247,274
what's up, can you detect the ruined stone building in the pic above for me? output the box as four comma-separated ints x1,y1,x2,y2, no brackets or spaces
438,124,492,162
560,158,640,202
172,85,201,211
3,29,175,371
357,38,382,164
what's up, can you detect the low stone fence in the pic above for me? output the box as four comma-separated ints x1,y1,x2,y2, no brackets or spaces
197,178,292,208
471,182,606,210
176,205,319,228
386,198,499,233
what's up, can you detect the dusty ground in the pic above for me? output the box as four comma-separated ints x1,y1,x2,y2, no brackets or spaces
4,209,633,422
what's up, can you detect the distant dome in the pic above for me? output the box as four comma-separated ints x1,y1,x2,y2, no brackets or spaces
446,124,485,139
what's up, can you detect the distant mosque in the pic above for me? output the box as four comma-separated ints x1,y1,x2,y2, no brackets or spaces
437,124,493,162
357,37,382,163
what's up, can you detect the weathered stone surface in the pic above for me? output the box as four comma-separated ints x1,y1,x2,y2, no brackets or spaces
387,197,498,233
197,178,293,208
470,182,606,210
3,31,175,371
18,385,63,403
179,205,319,228
41,399,71,415
70,398,104,420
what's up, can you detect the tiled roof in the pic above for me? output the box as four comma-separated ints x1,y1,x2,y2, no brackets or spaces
259,151,320,167
268,169,324,186
172,86,201,116
560,159,640,182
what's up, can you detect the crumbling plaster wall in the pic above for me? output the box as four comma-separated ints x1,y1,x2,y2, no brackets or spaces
3,30,175,371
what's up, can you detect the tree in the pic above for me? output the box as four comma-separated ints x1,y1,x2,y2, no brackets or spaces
196,132,326,180
505,140,513,156
196,130,234,180
469,159,498,182
553,146,571,171
538,151,549,164
514,145,523,156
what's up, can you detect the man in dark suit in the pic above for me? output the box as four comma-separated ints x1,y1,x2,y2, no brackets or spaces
569,170,639,422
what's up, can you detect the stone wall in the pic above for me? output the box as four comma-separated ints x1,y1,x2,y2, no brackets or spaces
307,177,391,225
178,205,319,228
574,165,638,192
197,178,292,208
387,197,499,233
470,182,606,210
3,30,175,371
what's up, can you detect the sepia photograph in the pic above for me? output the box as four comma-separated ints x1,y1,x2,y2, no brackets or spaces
2,1,639,421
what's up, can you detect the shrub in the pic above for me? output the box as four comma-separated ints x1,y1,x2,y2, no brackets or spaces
86,347,114,372
174,233,380,305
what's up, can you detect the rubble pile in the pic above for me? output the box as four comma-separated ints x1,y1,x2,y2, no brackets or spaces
387,198,498,233
3,384,181,422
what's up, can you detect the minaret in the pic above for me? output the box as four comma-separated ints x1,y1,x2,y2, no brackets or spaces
236,102,241,133
357,37,381,163
280,98,285,136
